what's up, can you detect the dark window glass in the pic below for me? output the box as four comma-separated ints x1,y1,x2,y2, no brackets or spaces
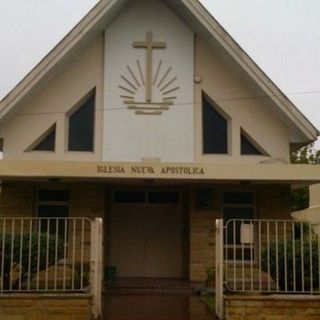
195,188,213,210
68,93,95,151
202,95,228,154
223,192,253,205
33,126,55,151
149,191,179,204
223,207,254,224
38,190,69,202
241,133,262,155
38,205,69,237
38,204,69,217
38,188,69,237
114,191,145,203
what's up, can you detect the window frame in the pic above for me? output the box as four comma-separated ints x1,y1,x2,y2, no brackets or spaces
201,92,232,156
111,188,181,206
65,88,96,153
25,123,56,153
35,188,70,240
35,188,70,218
240,128,269,157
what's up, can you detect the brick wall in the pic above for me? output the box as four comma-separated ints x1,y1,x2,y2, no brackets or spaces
258,185,291,220
0,183,34,217
0,182,105,270
0,294,92,320
0,182,105,219
225,295,320,320
69,183,105,219
189,189,221,281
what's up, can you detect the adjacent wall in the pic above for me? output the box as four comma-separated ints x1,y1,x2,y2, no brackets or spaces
310,183,320,207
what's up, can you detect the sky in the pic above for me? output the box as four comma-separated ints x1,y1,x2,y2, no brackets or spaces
0,0,319,147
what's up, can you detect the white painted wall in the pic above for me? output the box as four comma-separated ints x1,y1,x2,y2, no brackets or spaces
310,183,320,207
103,0,194,162
194,36,291,163
3,36,104,161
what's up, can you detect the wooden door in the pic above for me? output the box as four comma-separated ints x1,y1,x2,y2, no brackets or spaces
110,190,183,278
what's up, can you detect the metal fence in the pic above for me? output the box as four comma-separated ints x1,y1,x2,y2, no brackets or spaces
0,217,103,317
0,217,90,292
215,219,320,319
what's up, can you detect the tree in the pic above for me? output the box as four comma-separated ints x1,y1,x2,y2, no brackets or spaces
291,143,320,164
291,143,320,211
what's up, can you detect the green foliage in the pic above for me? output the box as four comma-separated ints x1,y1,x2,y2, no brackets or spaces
261,239,319,291
0,233,63,289
201,294,215,312
291,143,320,165
206,267,214,283
291,187,309,211
74,264,91,288
290,143,320,211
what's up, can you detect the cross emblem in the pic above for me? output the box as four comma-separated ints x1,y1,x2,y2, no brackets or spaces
133,31,166,102
119,31,179,115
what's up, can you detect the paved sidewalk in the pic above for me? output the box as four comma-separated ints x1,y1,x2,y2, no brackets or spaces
103,294,214,320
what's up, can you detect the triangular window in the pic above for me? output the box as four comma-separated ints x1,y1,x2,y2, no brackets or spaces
241,129,267,156
27,124,56,152
202,93,229,154
68,90,95,152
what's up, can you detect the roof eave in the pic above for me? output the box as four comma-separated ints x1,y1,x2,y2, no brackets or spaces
177,0,319,141
0,0,121,121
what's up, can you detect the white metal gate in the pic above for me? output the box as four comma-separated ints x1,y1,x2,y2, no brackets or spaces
0,217,103,319
215,218,320,319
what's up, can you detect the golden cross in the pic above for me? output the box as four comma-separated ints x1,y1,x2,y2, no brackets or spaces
133,32,166,102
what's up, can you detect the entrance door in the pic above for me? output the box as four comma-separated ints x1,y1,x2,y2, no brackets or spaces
110,189,183,278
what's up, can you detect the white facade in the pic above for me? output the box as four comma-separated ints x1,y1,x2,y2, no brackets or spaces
0,0,317,164
103,0,194,162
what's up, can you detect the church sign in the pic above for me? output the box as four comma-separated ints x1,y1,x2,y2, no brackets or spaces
97,164,205,176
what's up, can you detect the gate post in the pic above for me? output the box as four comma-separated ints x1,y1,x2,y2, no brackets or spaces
91,218,103,319
215,219,224,319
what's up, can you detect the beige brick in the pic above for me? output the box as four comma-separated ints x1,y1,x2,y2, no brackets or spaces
0,295,92,320
225,296,320,320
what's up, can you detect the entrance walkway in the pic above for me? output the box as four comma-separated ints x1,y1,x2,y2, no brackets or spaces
103,294,214,320
106,278,194,294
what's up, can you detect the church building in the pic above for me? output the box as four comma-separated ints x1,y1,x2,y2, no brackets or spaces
0,0,319,284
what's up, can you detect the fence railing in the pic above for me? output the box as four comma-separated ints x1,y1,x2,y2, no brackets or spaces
216,218,320,319
0,217,103,318
224,219,320,294
0,217,96,292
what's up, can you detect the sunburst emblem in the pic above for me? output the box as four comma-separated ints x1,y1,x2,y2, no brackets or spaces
119,32,180,115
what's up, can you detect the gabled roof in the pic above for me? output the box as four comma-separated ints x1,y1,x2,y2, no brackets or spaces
0,0,318,144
